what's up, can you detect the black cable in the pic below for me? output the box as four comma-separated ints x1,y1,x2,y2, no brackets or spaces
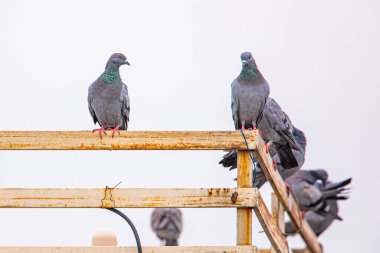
106,208,143,253
239,129,257,186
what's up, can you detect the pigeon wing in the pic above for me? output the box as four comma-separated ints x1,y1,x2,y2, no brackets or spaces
120,83,130,130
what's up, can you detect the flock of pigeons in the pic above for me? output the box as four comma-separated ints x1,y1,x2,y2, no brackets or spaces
86,52,351,246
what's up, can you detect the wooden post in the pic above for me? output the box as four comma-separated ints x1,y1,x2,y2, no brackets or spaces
237,151,253,245
271,193,286,253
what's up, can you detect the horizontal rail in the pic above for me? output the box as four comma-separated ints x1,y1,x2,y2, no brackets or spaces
254,138,322,253
0,131,258,150
0,247,314,253
0,188,258,208
0,246,258,253
260,249,310,253
253,193,288,253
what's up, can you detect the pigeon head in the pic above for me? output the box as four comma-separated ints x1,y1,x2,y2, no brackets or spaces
238,51,260,82
240,52,257,67
105,53,130,70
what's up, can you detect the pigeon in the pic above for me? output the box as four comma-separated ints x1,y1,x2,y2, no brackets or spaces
220,104,305,185
258,97,300,169
285,180,351,236
288,181,324,212
252,126,307,188
286,173,351,212
231,52,269,130
88,53,130,138
151,208,183,246
285,169,329,186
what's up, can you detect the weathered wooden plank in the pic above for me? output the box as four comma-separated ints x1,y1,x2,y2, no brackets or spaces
0,131,257,150
0,246,258,253
254,137,322,253
236,151,253,245
270,193,286,253
253,193,288,253
259,249,310,253
0,188,258,208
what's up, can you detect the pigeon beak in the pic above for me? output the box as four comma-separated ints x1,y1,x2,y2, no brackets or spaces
124,60,130,66
241,60,247,65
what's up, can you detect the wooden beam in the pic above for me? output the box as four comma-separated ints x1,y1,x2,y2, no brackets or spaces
253,193,289,253
236,151,253,245
0,131,257,150
0,188,258,208
254,137,322,253
270,193,286,253
259,249,310,253
0,246,258,253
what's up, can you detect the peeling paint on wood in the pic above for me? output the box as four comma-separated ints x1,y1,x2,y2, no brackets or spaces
0,188,259,208
0,131,257,150
0,246,259,253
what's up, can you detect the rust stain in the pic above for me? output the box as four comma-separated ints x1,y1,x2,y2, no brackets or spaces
231,192,239,203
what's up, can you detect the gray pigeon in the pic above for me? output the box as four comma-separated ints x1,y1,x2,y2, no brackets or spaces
231,52,269,130
286,172,351,212
151,208,183,246
88,53,130,138
252,126,307,188
285,199,340,236
288,181,324,212
219,126,306,188
258,97,300,169
285,180,351,236
285,169,329,186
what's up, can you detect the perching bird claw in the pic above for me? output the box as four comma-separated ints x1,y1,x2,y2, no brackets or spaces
265,142,271,154
301,210,306,219
92,125,107,139
107,124,121,138
272,159,278,171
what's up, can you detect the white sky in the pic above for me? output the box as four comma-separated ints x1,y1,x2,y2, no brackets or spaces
0,0,379,252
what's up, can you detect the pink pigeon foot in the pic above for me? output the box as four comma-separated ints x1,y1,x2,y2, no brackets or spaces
285,183,291,196
272,159,277,171
92,125,107,139
266,142,272,153
107,124,121,138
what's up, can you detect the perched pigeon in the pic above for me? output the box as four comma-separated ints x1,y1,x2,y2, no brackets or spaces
285,180,351,236
151,208,182,246
286,172,351,212
220,126,306,188
88,53,130,138
231,52,269,130
285,199,340,236
258,97,300,169
286,169,329,186
252,126,307,188
288,181,324,212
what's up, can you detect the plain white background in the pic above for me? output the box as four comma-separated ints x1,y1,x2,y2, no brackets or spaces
0,1,379,252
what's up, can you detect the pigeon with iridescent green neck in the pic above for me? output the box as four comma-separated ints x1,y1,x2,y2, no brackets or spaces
88,53,130,138
231,52,269,130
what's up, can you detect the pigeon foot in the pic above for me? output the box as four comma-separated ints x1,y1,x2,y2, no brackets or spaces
92,125,107,139
107,124,121,138
265,142,272,153
285,183,291,196
272,159,278,171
